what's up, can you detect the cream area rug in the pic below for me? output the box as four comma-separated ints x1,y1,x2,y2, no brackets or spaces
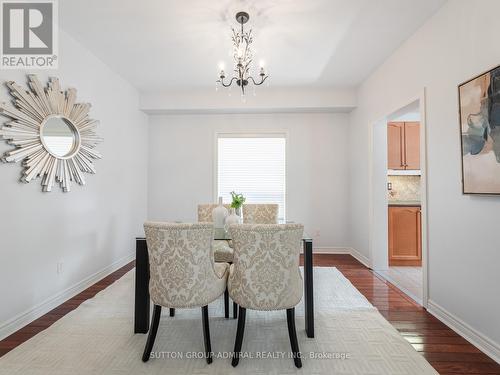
0,268,438,375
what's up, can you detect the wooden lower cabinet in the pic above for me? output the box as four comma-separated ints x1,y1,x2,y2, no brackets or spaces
388,206,422,266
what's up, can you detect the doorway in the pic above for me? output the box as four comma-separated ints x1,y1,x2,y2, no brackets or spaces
369,94,428,307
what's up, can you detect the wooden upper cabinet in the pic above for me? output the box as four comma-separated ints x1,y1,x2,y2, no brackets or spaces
387,121,420,170
404,122,420,170
388,206,422,266
388,122,404,169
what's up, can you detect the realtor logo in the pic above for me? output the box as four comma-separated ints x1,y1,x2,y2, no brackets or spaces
1,0,58,69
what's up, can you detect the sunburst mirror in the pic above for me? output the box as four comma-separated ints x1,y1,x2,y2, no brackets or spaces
0,75,102,192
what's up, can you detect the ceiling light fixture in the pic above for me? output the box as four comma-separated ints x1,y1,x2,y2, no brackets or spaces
216,11,269,96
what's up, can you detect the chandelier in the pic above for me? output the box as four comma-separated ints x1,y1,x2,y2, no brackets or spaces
217,11,269,96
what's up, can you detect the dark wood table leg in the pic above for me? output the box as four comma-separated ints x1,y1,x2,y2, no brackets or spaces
303,239,314,338
134,238,150,334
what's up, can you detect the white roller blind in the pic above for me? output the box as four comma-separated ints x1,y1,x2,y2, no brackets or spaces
217,136,286,220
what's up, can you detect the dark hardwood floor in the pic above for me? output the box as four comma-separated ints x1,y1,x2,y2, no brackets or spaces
303,254,500,375
0,261,134,358
1,254,498,374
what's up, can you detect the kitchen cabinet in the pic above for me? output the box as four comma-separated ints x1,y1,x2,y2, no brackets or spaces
388,206,422,266
387,122,420,170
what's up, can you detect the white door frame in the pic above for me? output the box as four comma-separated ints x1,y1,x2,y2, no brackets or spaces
367,88,429,308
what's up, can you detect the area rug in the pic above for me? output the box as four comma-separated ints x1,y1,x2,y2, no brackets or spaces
0,268,437,374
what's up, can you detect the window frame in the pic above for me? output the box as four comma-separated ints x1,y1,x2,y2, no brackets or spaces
214,131,289,220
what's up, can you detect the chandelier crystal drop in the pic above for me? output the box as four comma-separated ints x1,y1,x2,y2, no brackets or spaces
217,12,269,96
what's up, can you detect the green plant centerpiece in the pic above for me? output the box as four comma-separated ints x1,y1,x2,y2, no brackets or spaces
230,191,246,216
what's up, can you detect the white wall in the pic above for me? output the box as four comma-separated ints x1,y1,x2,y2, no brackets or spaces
0,30,148,337
148,112,350,249
349,0,500,357
370,118,389,271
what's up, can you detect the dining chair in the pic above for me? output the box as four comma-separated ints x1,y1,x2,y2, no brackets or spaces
228,223,304,368
197,203,232,223
142,222,229,364
198,203,237,319
242,204,279,224
198,203,234,263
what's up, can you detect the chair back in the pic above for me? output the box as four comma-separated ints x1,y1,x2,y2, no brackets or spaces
228,224,304,310
198,203,232,222
144,222,222,308
242,204,279,224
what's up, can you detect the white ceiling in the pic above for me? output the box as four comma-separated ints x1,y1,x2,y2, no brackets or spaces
60,0,445,93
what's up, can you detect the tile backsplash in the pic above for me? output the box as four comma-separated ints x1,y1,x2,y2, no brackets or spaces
388,175,421,202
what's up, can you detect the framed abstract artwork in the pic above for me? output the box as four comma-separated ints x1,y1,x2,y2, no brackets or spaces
459,64,500,194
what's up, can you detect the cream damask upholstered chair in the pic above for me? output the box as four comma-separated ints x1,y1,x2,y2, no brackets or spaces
198,203,237,319
197,203,232,222
242,204,279,224
228,224,304,368
142,222,229,364
198,203,234,263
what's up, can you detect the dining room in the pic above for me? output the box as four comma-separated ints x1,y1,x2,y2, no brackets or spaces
1,1,500,375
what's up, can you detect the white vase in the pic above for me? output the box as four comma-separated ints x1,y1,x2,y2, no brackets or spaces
235,206,242,218
225,208,241,230
212,197,228,229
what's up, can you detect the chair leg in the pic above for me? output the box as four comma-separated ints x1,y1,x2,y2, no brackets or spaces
224,288,229,319
231,306,246,367
201,305,213,364
142,305,162,362
233,301,238,319
286,308,302,368
169,308,175,317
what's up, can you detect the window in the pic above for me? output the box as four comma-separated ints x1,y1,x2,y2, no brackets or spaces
217,135,286,220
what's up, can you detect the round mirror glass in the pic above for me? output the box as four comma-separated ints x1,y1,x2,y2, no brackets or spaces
41,116,79,158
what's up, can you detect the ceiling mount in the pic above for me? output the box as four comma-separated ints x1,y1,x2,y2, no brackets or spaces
235,11,249,25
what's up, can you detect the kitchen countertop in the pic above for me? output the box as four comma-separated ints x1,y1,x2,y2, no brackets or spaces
388,200,421,206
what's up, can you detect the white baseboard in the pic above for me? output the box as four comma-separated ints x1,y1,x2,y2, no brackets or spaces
313,246,351,254
0,252,135,341
347,247,371,268
427,300,500,365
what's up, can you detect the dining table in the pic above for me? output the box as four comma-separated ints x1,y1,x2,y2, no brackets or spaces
133,227,315,338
